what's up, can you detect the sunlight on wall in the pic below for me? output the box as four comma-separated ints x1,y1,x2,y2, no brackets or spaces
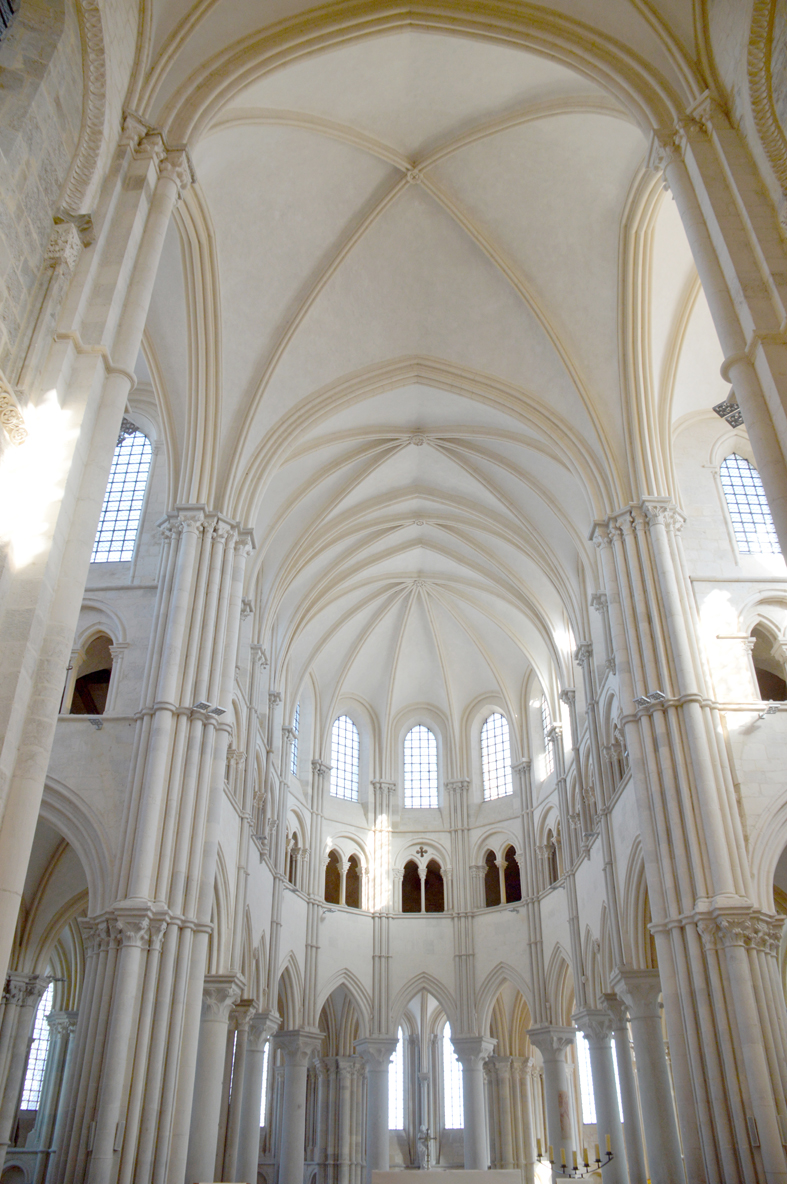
0,390,74,569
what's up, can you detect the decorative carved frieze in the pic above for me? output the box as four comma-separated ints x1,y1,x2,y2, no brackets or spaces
0,373,27,445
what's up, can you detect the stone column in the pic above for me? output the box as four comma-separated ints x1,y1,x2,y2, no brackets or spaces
611,971,683,1184
185,975,243,1184
573,1010,627,1184
0,973,52,1167
527,1026,576,1172
487,1057,515,1168
223,999,256,1180
451,1035,495,1169
355,1037,397,1184
237,1010,279,1184
27,1010,77,1181
602,994,647,1184
275,1029,323,1184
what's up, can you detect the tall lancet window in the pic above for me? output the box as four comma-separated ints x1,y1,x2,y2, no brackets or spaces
404,725,438,808
442,1023,464,1129
541,697,554,775
91,421,152,562
388,1027,405,1129
720,453,781,555
330,715,359,801
291,702,300,777
259,1039,270,1126
20,982,54,1109
481,712,513,800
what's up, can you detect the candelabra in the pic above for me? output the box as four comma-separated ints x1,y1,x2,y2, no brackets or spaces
536,1136,613,1178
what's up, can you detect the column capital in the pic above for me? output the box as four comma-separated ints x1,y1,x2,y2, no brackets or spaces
512,759,531,773
46,1010,79,1037
450,1034,496,1068
445,779,470,793
610,968,662,1019
312,759,330,778
3,972,52,1007
248,1008,280,1051
600,993,629,1029
273,1027,323,1066
527,1024,576,1059
355,1036,398,1069
590,592,608,612
231,999,258,1032
572,1008,613,1046
559,688,576,706
574,641,593,665
201,974,244,1021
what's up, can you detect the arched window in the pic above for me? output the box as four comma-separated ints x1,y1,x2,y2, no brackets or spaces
69,633,113,715
288,833,299,885
541,697,554,775
750,626,787,701
20,982,54,1110
402,860,421,913
290,702,300,777
424,859,444,913
346,854,361,909
481,712,513,800
91,423,152,562
325,849,341,904
330,716,359,801
442,1023,464,1129
503,846,521,903
575,1031,596,1124
388,1027,405,1130
259,1039,271,1126
404,726,438,808
484,850,501,908
719,454,781,555
546,828,559,886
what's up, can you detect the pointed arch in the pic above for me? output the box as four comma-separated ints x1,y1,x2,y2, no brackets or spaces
390,973,457,1033
40,778,113,913
277,953,304,1029
475,962,533,1036
545,944,574,1027
316,970,372,1038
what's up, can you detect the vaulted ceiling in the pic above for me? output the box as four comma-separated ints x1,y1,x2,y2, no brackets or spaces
134,6,726,743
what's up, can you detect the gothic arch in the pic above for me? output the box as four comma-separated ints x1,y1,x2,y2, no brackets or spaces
545,943,574,1027
277,954,304,1029
390,973,457,1034
475,962,533,1036
40,777,112,912
315,970,372,1038
622,837,651,967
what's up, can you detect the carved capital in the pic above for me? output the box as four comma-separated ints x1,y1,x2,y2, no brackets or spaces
46,222,82,274
4,973,52,1008
572,1008,613,1047
527,1025,576,1060
445,779,470,793
202,974,244,1021
312,759,330,778
159,146,194,198
640,497,685,532
559,688,576,707
47,1010,79,1038
574,641,593,666
610,968,662,1019
647,127,683,173
0,374,27,445
696,908,783,956
248,1009,280,1051
273,1028,323,1066
589,592,608,613
600,992,629,1029
450,1034,496,1069
355,1036,399,1069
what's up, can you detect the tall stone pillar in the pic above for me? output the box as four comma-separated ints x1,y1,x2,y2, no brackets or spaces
572,1010,627,1184
602,994,647,1184
527,1027,576,1171
28,1010,77,1183
236,1011,279,1184
356,1037,397,1184
275,1029,323,1184
0,973,52,1167
451,1035,495,1169
222,1000,256,1180
185,975,243,1184
612,971,683,1184
487,1057,515,1169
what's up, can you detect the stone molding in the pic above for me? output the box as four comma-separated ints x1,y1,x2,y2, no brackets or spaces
748,1,787,199
46,222,82,274
59,0,106,216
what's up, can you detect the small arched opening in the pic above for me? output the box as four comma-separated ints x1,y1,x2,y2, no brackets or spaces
325,850,341,904
503,847,521,903
750,626,787,701
69,634,113,715
484,850,501,908
345,854,361,909
402,860,421,913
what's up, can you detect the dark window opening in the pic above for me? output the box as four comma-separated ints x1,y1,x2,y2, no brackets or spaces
402,860,421,912
484,850,501,908
503,846,521,903
424,859,444,913
70,634,113,715
751,626,787,701
325,850,341,904
346,854,361,909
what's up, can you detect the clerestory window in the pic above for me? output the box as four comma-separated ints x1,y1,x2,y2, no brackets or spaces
404,725,438,808
442,1023,464,1129
20,982,54,1110
291,702,300,777
542,697,554,775
481,712,513,800
330,715,359,801
91,422,152,562
719,453,781,555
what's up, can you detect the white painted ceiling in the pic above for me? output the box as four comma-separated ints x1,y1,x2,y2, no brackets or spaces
138,12,723,750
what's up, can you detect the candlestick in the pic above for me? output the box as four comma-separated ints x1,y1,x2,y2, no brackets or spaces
561,1148,566,1166
583,1147,589,1166
606,1134,612,1153
549,1145,553,1162
572,1151,578,1168
594,1143,600,1162
537,1138,542,1157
